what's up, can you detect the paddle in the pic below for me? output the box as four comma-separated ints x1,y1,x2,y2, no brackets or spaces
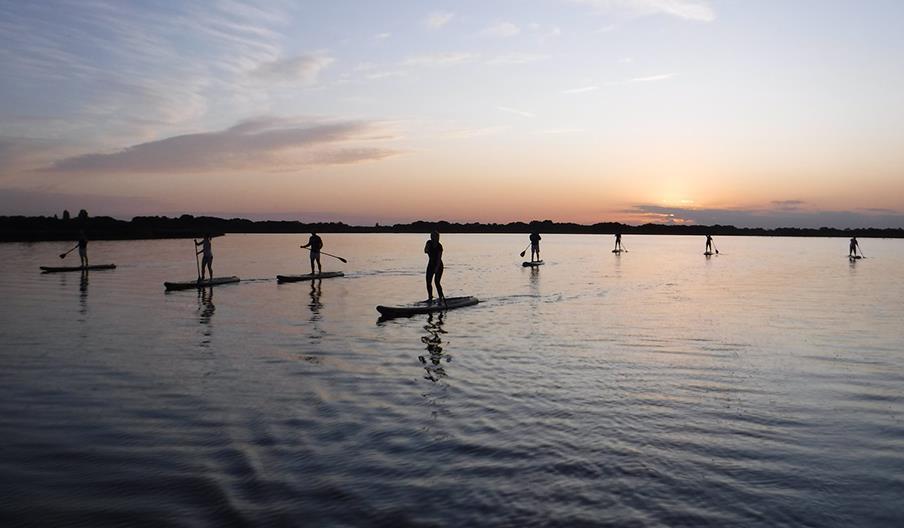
194,239,202,281
300,246,348,263
59,244,78,259
519,243,531,258
714,244,720,255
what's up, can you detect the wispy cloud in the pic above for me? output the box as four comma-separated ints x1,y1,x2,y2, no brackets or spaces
252,53,334,84
570,0,716,22
628,73,676,82
496,106,535,118
441,125,511,139
42,117,401,174
626,203,904,229
374,32,391,40
480,22,520,38
403,52,476,66
425,11,454,29
486,53,550,65
562,85,599,94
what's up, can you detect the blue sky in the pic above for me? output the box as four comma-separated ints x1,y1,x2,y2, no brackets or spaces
1,0,903,227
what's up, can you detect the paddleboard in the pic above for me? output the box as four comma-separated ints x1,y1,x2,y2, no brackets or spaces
164,276,240,291
41,264,116,273
704,252,714,256
612,249,623,254
522,260,544,267
377,296,479,318
277,271,345,283
849,255,863,260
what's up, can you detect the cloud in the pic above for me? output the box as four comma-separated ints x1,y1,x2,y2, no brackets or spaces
252,54,334,84
771,200,805,211
403,52,476,66
441,125,511,139
425,11,454,29
486,53,550,65
496,106,535,118
41,117,401,175
570,0,716,22
626,203,904,229
629,73,676,82
480,22,520,38
562,86,600,94
374,32,392,40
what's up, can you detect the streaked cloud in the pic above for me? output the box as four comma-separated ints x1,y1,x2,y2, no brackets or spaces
627,203,904,229
570,0,716,22
480,22,520,38
562,85,600,94
403,52,476,66
42,117,401,174
374,32,391,40
629,73,676,82
252,54,335,84
486,53,550,65
496,106,536,118
425,11,454,29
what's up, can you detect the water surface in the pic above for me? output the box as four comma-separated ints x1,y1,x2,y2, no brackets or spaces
1,234,902,526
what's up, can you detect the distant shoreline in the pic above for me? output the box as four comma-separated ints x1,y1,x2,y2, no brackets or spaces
2,214,903,242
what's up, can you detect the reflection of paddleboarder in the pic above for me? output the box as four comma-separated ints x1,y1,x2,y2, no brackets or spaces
529,231,541,262
614,233,622,252
424,231,445,306
849,236,861,257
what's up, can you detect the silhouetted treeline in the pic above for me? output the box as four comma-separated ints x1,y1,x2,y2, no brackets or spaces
1,214,902,242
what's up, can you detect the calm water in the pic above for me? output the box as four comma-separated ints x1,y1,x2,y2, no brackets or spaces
1,234,902,527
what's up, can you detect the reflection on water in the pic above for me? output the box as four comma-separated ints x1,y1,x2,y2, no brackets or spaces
309,279,323,316
198,288,214,347
419,312,448,382
78,269,88,318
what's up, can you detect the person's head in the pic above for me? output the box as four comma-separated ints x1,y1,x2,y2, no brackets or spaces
204,233,211,240
311,232,317,237
430,231,440,242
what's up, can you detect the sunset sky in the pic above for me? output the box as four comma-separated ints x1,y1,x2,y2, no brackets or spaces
1,0,903,227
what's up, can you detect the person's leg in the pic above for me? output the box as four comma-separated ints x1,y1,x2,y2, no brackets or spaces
310,254,316,275
426,267,435,301
316,255,322,274
434,266,445,304
204,257,213,280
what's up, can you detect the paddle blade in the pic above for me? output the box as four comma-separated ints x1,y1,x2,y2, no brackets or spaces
59,253,66,259
520,250,527,257
339,257,348,263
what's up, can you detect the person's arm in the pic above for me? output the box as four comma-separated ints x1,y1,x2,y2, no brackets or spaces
424,242,430,254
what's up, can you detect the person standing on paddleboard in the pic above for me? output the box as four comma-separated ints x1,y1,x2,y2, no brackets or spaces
529,231,541,262
849,236,861,257
196,234,213,282
425,231,445,306
614,233,623,252
705,234,714,254
301,232,324,274
77,230,88,268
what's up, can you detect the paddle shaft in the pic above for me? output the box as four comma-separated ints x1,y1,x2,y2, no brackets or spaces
300,246,347,263
59,243,79,259
194,240,201,280
519,242,531,257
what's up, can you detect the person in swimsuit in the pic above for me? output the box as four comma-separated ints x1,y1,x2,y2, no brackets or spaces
424,231,445,305
705,234,714,254
195,234,213,281
849,236,861,257
77,230,88,268
529,231,541,262
614,233,622,252
301,232,324,274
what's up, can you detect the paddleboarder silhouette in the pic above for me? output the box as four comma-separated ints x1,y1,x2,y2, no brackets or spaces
614,233,623,252
195,234,213,281
301,232,324,274
849,236,861,257
424,231,445,306
705,234,715,254
529,231,541,262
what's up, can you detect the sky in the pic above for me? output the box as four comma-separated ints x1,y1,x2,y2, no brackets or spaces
1,0,904,228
